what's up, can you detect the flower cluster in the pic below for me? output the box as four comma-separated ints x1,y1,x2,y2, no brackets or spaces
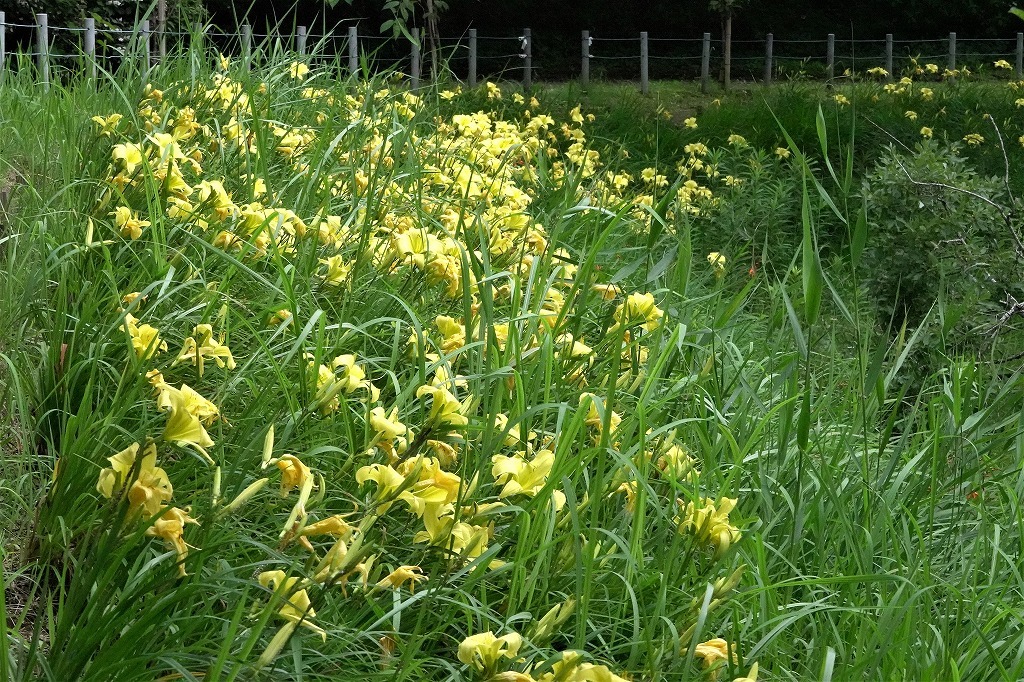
70,62,758,677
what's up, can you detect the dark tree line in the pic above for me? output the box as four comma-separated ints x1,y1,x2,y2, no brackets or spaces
213,0,1019,41
7,1,1014,40
3,0,1019,80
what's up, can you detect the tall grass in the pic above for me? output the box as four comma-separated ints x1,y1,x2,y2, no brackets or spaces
1,34,1023,682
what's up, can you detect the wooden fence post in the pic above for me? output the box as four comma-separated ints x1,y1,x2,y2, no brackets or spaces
948,32,956,72
722,14,732,90
468,28,477,87
37,13,49,90
701,32,711,93
0,12,6,76
826,33,835,80
141,19,151,68
1016,32,1022,79
581,30,590,88
85,17,96,81
522,28,532,89
297,26,307,56
411,27,420,90
241,24,252,69
885,33,893,80
640,31,649,94
764,32,773,85
348,25,358,77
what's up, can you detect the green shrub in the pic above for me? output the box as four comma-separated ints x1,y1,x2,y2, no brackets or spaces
861,140,1020,348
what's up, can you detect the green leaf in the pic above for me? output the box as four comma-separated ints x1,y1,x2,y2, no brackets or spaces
801,173,823,327
797,386,811,452
1011,7,1024,20
851,202,868,266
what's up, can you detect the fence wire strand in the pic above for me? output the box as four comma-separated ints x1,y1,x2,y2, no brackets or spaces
3,19,1023,86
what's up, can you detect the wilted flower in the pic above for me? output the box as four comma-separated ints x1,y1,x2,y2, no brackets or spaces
694,638,737,671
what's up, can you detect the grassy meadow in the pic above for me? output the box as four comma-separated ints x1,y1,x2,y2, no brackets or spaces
2,41,1024,682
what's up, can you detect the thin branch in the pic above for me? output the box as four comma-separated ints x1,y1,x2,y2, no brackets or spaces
985,113,1017,209
895,159,1024,258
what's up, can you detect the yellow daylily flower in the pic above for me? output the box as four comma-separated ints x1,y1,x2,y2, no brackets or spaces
677,497,741,555
319,254,352,286
120,313,167,359
657,442,698,482
413,502,493,563
356,462,407,513
457,631,522,673
491,449,565,510
534,650,631,682
416,384,469,430
174,324,236,377
97,441,173,518
159,384,215,450
610,292,663,333
112,142,144,175
111,206,151,240
146,506,198,577
368,405,410,455
96,442,143,499
591,282,621,301
91,113,123,136
707,251,727,278
194,179,236,220
258,570,326,640
579,393,622,436
375,565,428,592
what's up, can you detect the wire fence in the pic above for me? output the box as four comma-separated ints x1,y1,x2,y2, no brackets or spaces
1,12,1022,94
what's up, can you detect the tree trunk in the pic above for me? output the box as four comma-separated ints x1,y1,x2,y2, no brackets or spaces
722,11,732,90
425,0,440,81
